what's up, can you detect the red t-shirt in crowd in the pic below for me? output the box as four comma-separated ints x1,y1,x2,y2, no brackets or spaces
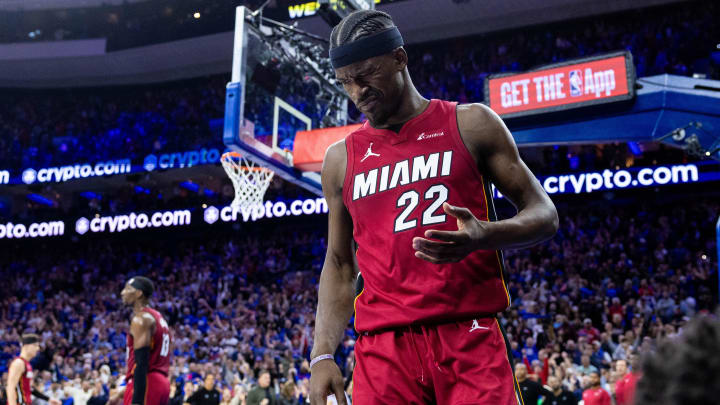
582,387,611,405
615,372,639,405
608,304,624,318
579,326,601,342
638,286,655,297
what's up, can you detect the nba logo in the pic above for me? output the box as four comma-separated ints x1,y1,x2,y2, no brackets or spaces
569,70,583,97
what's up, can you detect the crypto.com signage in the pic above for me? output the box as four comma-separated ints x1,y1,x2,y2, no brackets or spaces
0,147,223,186
493,163,710,198
485,51,635,118
21,159,132,185
1,163,717,243
142,148,221,172
74,210,192,235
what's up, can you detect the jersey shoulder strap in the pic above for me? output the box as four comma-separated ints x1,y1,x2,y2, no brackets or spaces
13,357,27,370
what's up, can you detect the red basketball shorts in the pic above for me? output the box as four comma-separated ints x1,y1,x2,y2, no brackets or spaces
123,372,170,405
352,317,522,405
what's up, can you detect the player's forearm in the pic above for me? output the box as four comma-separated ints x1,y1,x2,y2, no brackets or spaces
483,200,558,250
7,388,18,405
311,257,355,358
132,346,151,405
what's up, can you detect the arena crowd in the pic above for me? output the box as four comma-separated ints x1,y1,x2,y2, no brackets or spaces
1,1,719,404
0,196,717,404
1,1,717,172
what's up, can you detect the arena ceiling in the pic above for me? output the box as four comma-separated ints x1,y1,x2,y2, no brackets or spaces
0,0,148,11
0,0,693,87
0,0,690,32
295,0,691,44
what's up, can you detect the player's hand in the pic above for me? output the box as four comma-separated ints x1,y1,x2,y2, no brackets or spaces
49,399,61,405
309,360,347,405
413,203,490,264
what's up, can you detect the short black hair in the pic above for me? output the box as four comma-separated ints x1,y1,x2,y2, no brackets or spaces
636,315,720,405
128,276,154,298
21,333,40,345
329,10,396,50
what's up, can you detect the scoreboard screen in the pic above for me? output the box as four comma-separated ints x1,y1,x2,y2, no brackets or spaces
275,0,407,20
485,51,636,118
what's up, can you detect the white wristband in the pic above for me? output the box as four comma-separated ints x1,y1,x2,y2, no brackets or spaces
310,354,334,369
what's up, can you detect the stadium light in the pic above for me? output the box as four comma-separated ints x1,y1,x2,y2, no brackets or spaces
180,181,199,192
80,191,102,200
27,193,54,206
193,12,201,19
657,121,720,162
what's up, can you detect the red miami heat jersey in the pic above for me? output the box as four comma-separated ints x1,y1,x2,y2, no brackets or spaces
126,307,171,380
14,357,33,405
343,99,510,332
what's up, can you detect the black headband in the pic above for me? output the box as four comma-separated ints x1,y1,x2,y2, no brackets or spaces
22,336,40,345
129,277,154,298
329,27,404,69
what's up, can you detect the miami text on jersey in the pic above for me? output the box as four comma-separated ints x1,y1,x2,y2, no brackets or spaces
353,151,454,201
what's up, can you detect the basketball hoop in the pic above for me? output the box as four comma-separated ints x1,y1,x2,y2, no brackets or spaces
221,151,275,211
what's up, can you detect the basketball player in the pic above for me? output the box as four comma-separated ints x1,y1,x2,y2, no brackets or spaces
5,334,60,405
120,277,172,405
309,10,558,405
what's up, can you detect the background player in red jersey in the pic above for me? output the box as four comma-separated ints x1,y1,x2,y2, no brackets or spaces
120,277,172,405
310,9,558,405
5,334,60,405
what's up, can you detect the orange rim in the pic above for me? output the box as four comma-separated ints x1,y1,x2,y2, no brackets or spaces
221,152,274,173
221,151,243,159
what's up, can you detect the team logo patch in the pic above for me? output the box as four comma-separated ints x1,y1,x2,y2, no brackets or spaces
361,143,380,162
469,319,490,332
417,131,444,140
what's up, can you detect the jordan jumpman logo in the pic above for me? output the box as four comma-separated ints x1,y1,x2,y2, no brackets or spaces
469,319,490,332
360,142,381,162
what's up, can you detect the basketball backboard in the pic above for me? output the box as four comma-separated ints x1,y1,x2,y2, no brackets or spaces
223,6,349,196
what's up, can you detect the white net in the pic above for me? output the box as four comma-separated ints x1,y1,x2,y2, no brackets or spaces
221,152,275,211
